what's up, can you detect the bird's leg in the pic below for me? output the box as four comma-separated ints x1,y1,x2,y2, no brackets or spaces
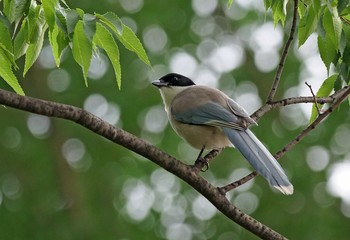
194,146,223,172
195,145,209,172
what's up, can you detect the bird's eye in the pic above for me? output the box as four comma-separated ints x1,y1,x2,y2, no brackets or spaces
173,77,178,81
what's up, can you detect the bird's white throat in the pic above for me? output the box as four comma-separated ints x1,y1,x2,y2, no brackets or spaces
158,86,190,113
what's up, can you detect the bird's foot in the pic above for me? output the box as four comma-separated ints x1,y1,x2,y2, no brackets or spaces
193,148,223,172
195,157,210,172
193,145,210,172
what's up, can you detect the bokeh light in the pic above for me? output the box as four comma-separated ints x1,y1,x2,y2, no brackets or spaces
27,114,51,138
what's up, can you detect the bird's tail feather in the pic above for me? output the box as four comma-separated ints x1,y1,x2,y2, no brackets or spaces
223,128,293,195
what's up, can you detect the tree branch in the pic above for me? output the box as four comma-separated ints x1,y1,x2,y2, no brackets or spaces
0,88,287,240
266,0,299,103
251,85,350,121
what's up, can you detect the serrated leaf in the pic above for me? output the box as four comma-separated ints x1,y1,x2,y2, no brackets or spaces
343,20,350,42
318,35,337,72
83,13,96,41
0,20,17,68
66,9,80,36
14,19,29,59
26,3,41,43
343,45,350,66
271,0,286,26
42,0,57,31
338,0,349,15
49,24,69,67
309,74,337,123
0,48,25,95
4,0,30,23
23,25,47,76
96,12,123,35
323,7,341,51
72,20,92,86
298,5,321,47
116,24,150,66
93,22,121,89
339,62,350,85
76,8,85,18
55,6,68,33
3,0,15,22
0,19,14,54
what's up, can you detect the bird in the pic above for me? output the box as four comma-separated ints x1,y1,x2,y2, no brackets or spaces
152,73,293,195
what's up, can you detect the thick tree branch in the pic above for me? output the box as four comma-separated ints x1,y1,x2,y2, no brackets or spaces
0,88,287,240
266,0,298,102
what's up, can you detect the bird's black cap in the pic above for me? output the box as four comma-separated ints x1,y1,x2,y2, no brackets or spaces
152,73,196,88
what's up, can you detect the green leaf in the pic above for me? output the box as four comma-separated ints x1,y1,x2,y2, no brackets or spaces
49,24,69,67
66,9,80,35
26,3,41,43
116,24,150,66
318,35,337,72
343,18,350,38
0,48,25,95
4,0,30,23
323,7,341,51
42,0,57,31
298,4,323,47
343,44,350,69
0,19,17,68
338,0,349,14
271,0,286,26
93,22,121,89
55,6,68,33
96,12,123,35
83,13,96,41
0,19,14,54
23,25,47,76
72,20,92,86
338,62,350,85
3,0,15,23
309,74,337,123
76,8,85,18
14,19,29,59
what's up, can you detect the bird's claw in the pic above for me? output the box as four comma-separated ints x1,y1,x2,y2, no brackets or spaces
195,157,210,172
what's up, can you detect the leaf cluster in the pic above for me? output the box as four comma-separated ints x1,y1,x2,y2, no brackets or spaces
0,0,150,95
265,0,350,122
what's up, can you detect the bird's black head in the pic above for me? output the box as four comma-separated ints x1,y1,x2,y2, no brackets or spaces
152,73,196,88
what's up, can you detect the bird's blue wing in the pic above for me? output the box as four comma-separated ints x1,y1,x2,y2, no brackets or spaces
172,102,245,130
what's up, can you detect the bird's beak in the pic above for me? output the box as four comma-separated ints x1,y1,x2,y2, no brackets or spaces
152,80,169,88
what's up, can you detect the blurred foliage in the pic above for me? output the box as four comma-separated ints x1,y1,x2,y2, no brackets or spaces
0,0,350,239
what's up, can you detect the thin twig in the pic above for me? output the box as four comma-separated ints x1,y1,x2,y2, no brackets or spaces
252,85,349,121
305,82,321,114
266,0,299,103
220,86,350,194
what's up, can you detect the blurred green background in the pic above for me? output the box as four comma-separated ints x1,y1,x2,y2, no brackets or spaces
1,0,350,239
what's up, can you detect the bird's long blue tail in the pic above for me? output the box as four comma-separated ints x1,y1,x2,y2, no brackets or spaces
223,128,293,195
